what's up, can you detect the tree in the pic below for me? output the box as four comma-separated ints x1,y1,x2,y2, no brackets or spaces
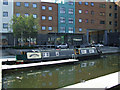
10,15,40,46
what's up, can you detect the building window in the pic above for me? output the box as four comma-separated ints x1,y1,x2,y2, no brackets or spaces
42,26,46,30
48,16,52,21
42,6,46,10
60,7,65,13
3,12,8,17
109,29,112,32
49,6,52,10
79,10,82,14
60,17,65,23
109,21,112,25
115,29,118,32
100,12,105,16
114,5,117,10
33,25,37,29
109,13,112,17
33,14,37,18
91,20,94,24
91,11,94,15
68,1,74,5
33,3,37,8
100,21,105,24
68,8,73,14
114,21,117,27
3,23,8,29
91,2,94,6
24,2,29,7
99,4,105,8
60,27,65,33
68,18,73,24
109,5,112,9
68,27,74,33
79,1,82,5
42,16,46,20
3,0,8,5
114,13,117,18
79,28,82,32
25,13,29,17
85,10,88,14
16,2,21,6
85,19,88,23
48,27,52,30
79,19,82,23
16,13,20,17
85,2,88,5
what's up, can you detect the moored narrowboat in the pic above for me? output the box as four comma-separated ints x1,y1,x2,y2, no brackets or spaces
16,47,101,63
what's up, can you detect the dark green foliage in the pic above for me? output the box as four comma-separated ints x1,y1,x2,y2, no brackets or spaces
10,15,40,46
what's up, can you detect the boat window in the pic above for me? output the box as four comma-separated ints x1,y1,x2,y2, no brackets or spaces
43,52,50,57
89,49,95,53
56,52,59,56
81,50,87,54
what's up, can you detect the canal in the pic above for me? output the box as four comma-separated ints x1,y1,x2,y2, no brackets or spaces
2,53,120,89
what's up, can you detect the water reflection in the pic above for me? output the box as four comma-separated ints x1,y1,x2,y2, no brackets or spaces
2,54,120,88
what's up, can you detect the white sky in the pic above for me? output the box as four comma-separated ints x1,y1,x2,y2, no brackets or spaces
41,0,56,2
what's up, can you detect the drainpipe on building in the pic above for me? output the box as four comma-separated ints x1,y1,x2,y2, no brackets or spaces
86,30,89,44
104,30,108,45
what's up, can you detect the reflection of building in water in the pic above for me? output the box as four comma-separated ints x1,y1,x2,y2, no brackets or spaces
2,54,120,88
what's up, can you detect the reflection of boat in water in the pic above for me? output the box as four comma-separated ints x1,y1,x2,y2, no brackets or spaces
2,54,120,88
14,47,101,64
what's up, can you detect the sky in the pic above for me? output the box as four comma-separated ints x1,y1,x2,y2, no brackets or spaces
41,0,56,2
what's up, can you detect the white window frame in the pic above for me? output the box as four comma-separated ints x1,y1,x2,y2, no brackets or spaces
68,8,73,14
60,17,65,23
42,26,46,30
33,3,37,8
91,2,94,6
16,13,20,17
48,27,52,30
60,7,65,13
3,12,8,17
68,1,74,5
60,27,65,33
3,23,8,29
3,0,8,5
16,2,21,6
85,2,88,5
33,14,37,18
79,28,82,32
68,27,74,33
49,6,52,10
79,19,82,23
48,16,52,21
42,16,46,20
42,6,46,10
68,18,73,24
25,13,29,17
79,10,82,14
24,2,29,7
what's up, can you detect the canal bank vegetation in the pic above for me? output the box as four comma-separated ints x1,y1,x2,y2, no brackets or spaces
10,15,40,47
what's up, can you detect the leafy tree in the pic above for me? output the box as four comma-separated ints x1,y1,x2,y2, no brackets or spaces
10,15,40,46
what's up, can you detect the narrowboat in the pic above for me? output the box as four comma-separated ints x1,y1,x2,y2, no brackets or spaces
15,47,101,63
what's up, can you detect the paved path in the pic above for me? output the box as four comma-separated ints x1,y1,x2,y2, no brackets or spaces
63,72,120,89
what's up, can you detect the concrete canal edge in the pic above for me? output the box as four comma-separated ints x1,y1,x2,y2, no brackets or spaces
0,60,1,90
62,72,120,89
0,52,2,89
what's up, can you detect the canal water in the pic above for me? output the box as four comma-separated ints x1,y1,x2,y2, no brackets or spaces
2,53,120,89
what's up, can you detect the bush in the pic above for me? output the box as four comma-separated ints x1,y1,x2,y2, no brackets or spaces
11,45,38,49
